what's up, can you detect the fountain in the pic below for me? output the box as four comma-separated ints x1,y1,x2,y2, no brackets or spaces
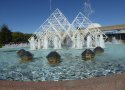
76,33,83,49
53,36,58,49
28,9,107,50
0,8,125,82
1,1,125,82
43,36,48,49
99,34,105,48
112,36,122,44
37,39,41,49
29,37,36,50
53,35,62,49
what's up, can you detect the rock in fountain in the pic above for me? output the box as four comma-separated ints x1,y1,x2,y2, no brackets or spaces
17,49,26,57
81,49,95,61
46,51,61,65
93,46,104,55
17,49,33,62
21,51,33,62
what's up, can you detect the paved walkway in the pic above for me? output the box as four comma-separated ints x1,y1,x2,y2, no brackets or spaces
0,73,125,90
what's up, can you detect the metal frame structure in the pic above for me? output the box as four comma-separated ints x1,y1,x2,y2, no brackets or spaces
29,9,107,50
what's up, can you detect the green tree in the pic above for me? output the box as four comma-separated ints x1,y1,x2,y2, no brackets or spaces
0,25,12,44
0,30,1,43
0,31,2,48
12,32,32,43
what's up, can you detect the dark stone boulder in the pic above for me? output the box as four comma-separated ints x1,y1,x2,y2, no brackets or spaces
93,47,104,55
81,49,95,61
46,51,61,65
17,49,33,62
21,51,33,62
17,49,26,57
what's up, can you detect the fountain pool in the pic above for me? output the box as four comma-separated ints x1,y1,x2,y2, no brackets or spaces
0,44,125,81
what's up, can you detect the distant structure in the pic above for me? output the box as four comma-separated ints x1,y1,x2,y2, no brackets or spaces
28,8,107,50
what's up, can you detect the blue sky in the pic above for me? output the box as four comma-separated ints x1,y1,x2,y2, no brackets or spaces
0,0,125,33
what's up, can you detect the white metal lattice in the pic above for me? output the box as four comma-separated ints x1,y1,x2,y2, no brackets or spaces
29,9,107,50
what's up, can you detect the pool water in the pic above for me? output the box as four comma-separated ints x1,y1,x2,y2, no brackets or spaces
0,44,125,81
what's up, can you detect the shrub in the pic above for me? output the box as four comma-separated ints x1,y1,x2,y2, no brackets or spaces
0,43,2,48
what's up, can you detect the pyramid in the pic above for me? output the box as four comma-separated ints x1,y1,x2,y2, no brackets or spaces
41,9,70,39
29,9,107,50
71,12,107,40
